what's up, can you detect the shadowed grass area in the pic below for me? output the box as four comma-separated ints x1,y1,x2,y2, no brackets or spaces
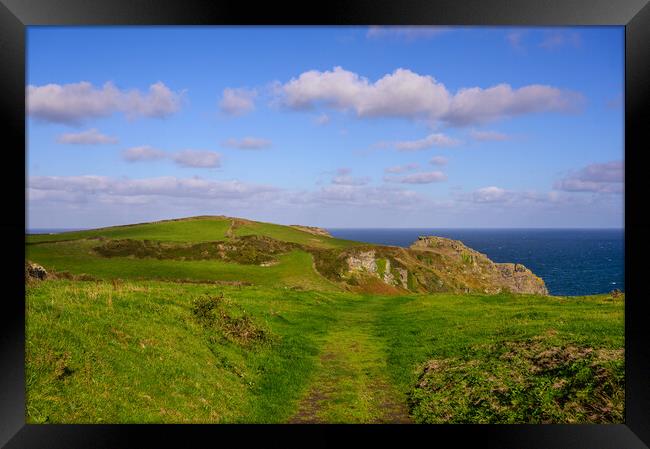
26,240,338,291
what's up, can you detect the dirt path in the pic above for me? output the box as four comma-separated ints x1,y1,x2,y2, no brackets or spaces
288,302,412,424
225,219,235,238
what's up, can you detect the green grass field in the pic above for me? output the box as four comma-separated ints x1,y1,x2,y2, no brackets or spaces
26,279,623,424
25,216,625,424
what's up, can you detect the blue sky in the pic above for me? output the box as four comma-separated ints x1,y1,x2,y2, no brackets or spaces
26,26,624,229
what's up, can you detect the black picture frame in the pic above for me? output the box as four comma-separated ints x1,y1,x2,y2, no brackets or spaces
2,1,649,447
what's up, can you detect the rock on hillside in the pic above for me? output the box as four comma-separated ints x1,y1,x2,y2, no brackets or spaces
26,261,48,280
410,236,548,295
289,225,332,237
312,235,548,295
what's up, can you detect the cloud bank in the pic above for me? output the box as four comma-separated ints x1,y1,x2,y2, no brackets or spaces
122,147,221,168
276,67,582,126
554,161,624,193
122,146,167,162
385,170,447,184
27,81,183,125
222,137,272,150
394,133,461,151
172,150,222,168
56,128,118,145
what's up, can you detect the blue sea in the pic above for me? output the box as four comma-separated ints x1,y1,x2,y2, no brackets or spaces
327,228,624,297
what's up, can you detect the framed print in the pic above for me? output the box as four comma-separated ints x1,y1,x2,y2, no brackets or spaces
1,0,649,447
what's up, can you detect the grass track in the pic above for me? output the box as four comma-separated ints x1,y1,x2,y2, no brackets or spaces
289,298,411,423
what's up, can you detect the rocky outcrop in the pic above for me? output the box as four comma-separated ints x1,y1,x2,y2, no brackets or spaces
346,250,378,273
495,263,547,295
26,261,48,280
344,250,410,289
290,225,332,237
409,236,548,295
315,235,548,295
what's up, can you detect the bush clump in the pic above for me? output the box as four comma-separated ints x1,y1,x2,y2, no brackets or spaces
94,235,296,265
409,335,624,424
191,294,271,347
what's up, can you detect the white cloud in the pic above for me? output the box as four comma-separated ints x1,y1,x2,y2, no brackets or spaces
122,146,167,162
28,175,422,214
276,67,582,127
219,88,257,116
429,156,448,166
56,128,118,145
472,186,508,203
507,30,527,51
280,67,449,120
121,147,223,168
366,26,450,40
307,184,421,208
28,175,277,203
445,83,582,125
27,81,183,125
470,129,510,141
385,163,420,174
394,133,461,151
385,171,447,184
314,113,330,125
554,161,623,193
331,168,370,186
539,31,582,50
221,137,272,150
172,150,221,168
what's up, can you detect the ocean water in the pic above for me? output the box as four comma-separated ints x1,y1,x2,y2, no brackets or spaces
327,228,624,297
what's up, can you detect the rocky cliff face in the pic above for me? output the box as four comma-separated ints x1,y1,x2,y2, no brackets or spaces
315,235,548,295
409,236,548,295
346,250,409,289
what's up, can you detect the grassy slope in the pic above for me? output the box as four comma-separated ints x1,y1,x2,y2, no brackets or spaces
27,216,360,248
27,217,233,244
26,279,624,424
26,216,360,291
26,280,341,423
27,240,337,291
233,221,358,249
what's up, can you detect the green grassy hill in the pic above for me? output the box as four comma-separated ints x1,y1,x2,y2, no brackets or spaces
27,216,360,291
27,215,547,295
25,215,624,424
